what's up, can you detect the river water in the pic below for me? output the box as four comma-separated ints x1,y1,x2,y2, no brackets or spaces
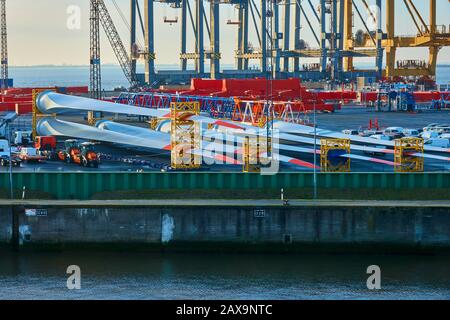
0,250,448,300
9,64,450,91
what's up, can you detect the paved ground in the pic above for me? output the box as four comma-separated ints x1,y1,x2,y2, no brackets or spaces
2,199,450,208
315,106,450,131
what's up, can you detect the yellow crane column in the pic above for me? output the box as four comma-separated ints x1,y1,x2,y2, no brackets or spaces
343,0,353,72
385,0,396,78
428,0,438,77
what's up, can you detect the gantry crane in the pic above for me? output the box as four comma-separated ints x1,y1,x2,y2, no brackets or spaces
90,0,102,99
347,0,450,79
97,0,139,87
90,0,139,99
0,0,8,89
383,0,449,78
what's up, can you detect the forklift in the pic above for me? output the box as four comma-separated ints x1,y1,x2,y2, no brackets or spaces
58,139,99,168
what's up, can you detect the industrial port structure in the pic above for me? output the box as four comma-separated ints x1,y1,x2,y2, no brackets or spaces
0,1,448,258
89,0,450,86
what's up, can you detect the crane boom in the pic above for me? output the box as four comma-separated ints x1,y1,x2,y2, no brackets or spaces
96,0,139,88
0,0,8,89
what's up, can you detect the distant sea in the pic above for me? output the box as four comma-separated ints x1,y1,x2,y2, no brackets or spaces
9,64,450,91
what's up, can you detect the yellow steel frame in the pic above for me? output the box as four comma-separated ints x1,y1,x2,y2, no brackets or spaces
242,134,272,173
384,0,447,78
343,0,354,72
320,138,351,172
87,110,103,126
32,89,57,140
394,137,424,172
170,101,201,170
348,0,448,78
242,136,261,173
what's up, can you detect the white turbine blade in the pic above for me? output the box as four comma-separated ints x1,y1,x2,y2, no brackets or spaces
273,120,450,153
97,120,317,169
37,117,171,151
37,91,247,130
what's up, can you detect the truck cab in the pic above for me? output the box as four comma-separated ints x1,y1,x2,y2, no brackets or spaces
35,136,58,160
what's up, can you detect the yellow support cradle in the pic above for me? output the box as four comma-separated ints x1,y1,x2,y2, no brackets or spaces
320,138,351,172
170,101,201,170
394,137,424,172
242,134,272,173
32,88,57,140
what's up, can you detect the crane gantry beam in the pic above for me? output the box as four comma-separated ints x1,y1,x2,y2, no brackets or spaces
0,0,8,89
122,0,449,84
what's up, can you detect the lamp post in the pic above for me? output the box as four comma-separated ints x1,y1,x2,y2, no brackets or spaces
313,100,317,200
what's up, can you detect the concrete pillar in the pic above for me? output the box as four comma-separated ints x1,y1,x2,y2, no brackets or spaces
242,1,249,70
180,0,187,71
294,0,301,72
320,0,328,74
375,0,383,77
210,1,220,79
237,4,244,70
273,2,280,76
196,0,204,74
331,0,339,81
283,0,291,72
261,0,267,73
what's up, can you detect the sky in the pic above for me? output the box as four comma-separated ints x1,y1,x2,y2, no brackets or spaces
6,0,450,67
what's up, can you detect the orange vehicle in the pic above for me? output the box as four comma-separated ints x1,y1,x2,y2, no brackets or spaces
34,136,58,160
58,139,99,168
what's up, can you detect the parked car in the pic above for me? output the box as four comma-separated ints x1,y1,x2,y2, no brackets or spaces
361,129,383,137
402,129,420,137
433,126,450,134
423,123,440,132
342,129,359,135
383,127,404,137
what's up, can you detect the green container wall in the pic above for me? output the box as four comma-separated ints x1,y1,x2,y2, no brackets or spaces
1,172,449,200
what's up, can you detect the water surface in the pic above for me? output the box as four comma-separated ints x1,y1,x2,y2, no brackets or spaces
0,251,449,300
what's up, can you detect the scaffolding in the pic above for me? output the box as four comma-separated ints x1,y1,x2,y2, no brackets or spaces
320,138,351,172
394,137,424,172
170,101,201,170
242,134,272,173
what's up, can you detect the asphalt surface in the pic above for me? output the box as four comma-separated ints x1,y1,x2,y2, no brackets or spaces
2,199,450,208
315,106,450,131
